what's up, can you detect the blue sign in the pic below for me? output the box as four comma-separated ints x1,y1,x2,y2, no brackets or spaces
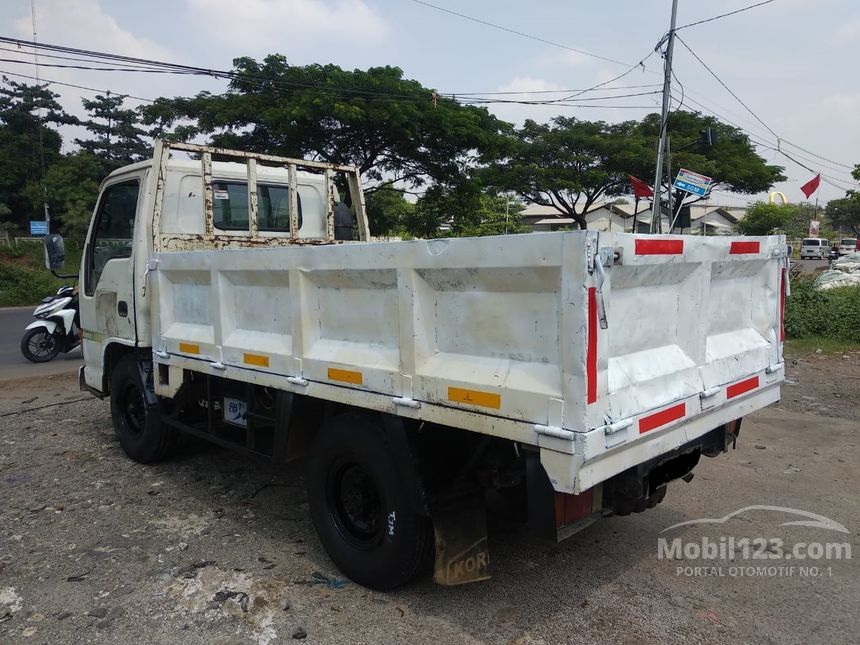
29,220,48,236
673,168,714,198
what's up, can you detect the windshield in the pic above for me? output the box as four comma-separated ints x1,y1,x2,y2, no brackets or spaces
841,239,856,245
802,239,821,246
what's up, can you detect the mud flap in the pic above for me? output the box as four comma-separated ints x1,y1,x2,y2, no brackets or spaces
432,488,491,585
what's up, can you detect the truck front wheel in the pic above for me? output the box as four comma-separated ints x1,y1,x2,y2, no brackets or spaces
109,355,174,463
306,413,432,590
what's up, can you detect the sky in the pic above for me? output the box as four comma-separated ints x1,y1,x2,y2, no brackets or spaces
0,0,858,206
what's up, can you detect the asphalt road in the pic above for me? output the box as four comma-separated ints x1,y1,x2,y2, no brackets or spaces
0,306,81,381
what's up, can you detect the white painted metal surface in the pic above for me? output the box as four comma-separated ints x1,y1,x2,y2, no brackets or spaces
149,230,787,494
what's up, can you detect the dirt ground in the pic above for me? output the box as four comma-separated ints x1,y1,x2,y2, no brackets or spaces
1,354,858,644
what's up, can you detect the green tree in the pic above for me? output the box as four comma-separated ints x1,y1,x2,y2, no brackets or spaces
457,194,527,237
364,186,415,236
23,151,101,241
0,79,75,229
75,93,149,173
825,196,860,236
484,117,652,230
485,111,784,230
736,202,796,235
142,55,511,193
638,111,785,197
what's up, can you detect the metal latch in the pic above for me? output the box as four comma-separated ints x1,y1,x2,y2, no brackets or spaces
209,361,227,371
141,257,159,297
700,386,721,399
602,418,633,435
589,244,614,330
286,376,309,387
393,397,421,409
766,363,784,374
534,424,575,441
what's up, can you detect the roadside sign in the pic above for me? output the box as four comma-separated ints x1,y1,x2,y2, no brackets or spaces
673,168,713,197
809,220,820,236
29,220,48,236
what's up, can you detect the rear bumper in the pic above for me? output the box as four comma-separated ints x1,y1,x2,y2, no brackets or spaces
540,379,781,494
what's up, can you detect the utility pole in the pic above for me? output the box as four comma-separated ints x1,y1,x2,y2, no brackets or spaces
650,0,680,234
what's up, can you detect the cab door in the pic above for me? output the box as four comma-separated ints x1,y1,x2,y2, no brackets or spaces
80,177,142,390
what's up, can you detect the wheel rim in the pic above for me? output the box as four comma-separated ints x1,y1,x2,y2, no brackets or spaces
327,459,385,549
121,382,146,435
27,331,56,359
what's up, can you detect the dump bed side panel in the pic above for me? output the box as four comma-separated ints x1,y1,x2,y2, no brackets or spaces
151,233,590,429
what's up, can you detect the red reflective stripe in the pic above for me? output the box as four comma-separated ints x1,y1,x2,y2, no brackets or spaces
730,241,760,254
634,239,684,255
586,287,597,404
639,402,686,434
727,375,760,399
779,267,786,341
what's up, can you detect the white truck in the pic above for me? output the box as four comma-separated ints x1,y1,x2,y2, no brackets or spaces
44,142,788,589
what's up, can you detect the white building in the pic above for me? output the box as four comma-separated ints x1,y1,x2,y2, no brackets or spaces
521,201,748,234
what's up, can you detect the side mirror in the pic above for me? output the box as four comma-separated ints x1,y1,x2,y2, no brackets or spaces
44,233,65,270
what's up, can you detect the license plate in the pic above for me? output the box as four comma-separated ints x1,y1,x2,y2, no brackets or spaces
223,397,247,427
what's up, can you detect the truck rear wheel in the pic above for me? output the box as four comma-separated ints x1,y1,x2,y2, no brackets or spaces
109,355,174,463
306,413,432,590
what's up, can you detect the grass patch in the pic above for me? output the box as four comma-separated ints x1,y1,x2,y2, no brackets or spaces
0,241,83,307
784,336,860,356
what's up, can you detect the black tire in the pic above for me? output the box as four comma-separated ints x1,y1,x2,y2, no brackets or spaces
306,413,432,590
20,328,60,363
109,355,174,463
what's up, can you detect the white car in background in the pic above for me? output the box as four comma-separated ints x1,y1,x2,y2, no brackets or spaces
837,238,858,256
800,237,828,260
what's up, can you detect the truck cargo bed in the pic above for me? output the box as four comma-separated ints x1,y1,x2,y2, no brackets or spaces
150,230,786,494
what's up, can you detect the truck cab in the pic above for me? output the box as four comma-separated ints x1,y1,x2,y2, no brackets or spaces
77,148,360,398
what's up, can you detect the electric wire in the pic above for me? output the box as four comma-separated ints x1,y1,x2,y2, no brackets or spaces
407,0,632,67
0,69,154,102
676,0,777,31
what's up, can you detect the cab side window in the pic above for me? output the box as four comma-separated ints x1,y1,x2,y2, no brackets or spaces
85,180,140,296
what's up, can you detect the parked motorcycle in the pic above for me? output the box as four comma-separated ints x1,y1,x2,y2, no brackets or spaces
828,248,840,267
20,285,81,363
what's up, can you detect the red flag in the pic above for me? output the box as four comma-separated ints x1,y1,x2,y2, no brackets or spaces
629,175,653,199
800,174,821,198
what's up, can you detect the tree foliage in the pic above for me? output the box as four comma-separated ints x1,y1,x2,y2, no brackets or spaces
483,117,651,230
0,80,75,228
364,186,415,236
142,55,511,193
484,111,784,230
638,111,785,195
75,93,149,173
825,196,860,236
736,202,796,235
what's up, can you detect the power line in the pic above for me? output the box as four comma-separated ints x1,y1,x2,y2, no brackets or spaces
676,0,777,31
0,69,154,102
450,83,662,96
0,36,665,109
676,92,857,192
407,0,632,67
675,34,778,139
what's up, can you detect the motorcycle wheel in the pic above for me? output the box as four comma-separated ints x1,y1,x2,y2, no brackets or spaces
21,328,61,363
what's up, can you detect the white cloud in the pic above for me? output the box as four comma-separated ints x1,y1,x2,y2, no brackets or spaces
184,0,387,53
835,16,860,40
4,0,192,150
